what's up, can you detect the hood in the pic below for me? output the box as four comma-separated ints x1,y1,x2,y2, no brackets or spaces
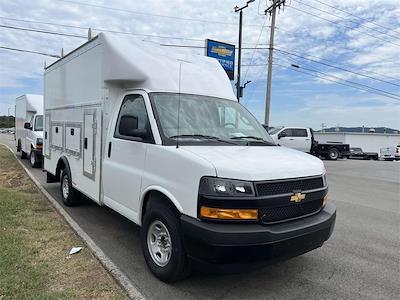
181,145,325,181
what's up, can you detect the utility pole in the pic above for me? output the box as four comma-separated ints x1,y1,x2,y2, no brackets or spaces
264,0,286,126
8,107,11,116
235,0,255,101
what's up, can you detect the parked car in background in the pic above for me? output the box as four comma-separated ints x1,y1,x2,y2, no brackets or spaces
15,94,44,167
269,127,350,160
380,146,400,161
349,148,379,160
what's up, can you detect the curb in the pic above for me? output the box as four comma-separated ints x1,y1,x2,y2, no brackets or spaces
1,143,145,300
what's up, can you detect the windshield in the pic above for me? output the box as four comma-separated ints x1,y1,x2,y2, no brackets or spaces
34,115,43,131
150,93,275,146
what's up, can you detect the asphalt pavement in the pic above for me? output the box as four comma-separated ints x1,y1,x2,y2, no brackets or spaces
1,133,399,300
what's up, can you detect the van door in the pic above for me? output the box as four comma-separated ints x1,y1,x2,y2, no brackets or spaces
83,109,97,179
102,93,154,222
24,114,35,153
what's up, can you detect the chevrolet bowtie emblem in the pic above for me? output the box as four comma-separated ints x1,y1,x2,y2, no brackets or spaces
211,46,233,57
290,192,306,203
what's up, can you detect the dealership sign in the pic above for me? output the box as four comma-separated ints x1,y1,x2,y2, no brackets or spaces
205,39,235,80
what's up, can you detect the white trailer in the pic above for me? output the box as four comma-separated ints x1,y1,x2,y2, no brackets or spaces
43,33,335,282
15,94,44,167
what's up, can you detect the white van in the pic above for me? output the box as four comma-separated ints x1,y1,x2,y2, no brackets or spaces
15,94,44,167
43,33,336,282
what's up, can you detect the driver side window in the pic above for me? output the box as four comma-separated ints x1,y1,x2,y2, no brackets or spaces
114,95,154,143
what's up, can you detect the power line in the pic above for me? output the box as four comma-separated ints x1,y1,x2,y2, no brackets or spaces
0,46,60,58
243,17,268,82
292,0,400,41
290,63,400,99
287,5,400,47
309,0,400,34
275,46,400,81
272,61,400,102
275,48,400,87
0,24,86,38
57,0,265,28
0,16,272,45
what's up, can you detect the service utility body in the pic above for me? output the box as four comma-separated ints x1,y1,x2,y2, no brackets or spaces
43,33,336,282
15,94,44,167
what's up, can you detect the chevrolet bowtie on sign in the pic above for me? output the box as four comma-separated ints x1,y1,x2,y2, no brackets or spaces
290,192,306,203
205,39,235,80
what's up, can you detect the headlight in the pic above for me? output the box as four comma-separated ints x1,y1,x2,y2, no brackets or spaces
198,177,255,197
36,138,43,145
322,173,327,187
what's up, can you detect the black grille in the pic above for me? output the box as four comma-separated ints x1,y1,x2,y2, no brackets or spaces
256,177,323,196
260,199,323,224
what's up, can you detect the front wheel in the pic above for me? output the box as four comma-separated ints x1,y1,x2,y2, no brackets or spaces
60,170,80,206
141,202,191,282
29,150,39,168
327,148,339,160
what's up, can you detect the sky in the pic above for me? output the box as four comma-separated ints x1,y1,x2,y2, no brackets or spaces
0,0,399,130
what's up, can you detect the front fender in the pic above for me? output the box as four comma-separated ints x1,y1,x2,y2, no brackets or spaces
138,185,184,226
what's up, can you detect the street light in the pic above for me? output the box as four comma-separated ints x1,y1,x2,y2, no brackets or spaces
234,0,255,101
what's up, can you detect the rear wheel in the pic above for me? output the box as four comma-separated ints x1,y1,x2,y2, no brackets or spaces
141,201,191,282
60,169,80,206
327,148,339,160
29,150,39,168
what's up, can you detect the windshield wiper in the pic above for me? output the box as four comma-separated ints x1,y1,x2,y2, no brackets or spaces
169,134,238,145
230,136,275,145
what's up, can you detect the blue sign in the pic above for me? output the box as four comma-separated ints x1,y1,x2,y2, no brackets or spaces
205,39,235,80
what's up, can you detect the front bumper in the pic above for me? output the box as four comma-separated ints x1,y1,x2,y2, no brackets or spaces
181,203,336,266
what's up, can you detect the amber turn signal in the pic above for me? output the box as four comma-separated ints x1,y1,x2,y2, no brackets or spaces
200,206,258,220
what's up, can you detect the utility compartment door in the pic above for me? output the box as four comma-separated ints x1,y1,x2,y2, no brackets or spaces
44,113,51,158
83,109,97,179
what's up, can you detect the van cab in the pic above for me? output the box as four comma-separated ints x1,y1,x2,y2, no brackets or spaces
43,33,336,282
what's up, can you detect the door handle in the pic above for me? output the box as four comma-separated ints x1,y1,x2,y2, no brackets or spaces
84,137,88,149
305,139,310,140
289,138,294,140
108,142,112,158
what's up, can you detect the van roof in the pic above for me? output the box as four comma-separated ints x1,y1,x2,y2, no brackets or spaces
46,33,237,101
16,94,43,114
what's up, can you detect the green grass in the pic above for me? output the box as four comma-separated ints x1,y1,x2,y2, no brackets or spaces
0,145,128,300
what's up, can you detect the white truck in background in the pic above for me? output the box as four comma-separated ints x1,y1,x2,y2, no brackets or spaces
380,146,400,161
269,127,350,160
15,94,44,167
43,33,336,282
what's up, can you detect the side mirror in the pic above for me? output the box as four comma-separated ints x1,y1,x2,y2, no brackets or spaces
119,115,149,140
24,122,32,130
278,132,286,139
119,115,138,136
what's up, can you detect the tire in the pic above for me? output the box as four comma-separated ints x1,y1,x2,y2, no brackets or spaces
29,150,39,168
327,148,339,160
141,201,191,282
21,150,27,159
60,169,80,206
